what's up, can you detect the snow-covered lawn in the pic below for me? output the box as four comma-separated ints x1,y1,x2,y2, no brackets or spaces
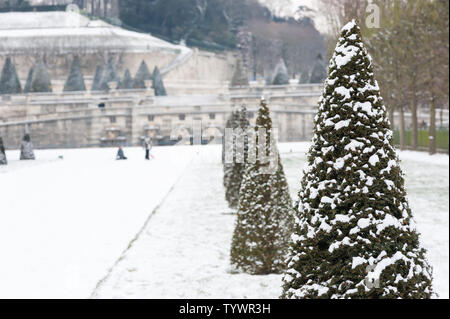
0,143,448,298
0,146,193,298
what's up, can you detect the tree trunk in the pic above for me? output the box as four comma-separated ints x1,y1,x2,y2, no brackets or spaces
389,105,395,130
411,76,419,150
429,97,437,155
399,105,406,150
411,99,418,150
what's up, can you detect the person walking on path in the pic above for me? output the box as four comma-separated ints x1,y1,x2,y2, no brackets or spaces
144,137,153,160
116,146,127,160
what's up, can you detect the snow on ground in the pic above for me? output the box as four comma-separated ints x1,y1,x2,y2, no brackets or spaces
93,145,282,299
0,146,193,298
0,143,448,298
93,143,449,299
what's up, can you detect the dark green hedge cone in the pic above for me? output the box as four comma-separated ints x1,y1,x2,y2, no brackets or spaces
0,57,22,94
133,60,152,89
309,53,327,84
272,59,289,85
222,111,235,165
24,67,34,93
30,60,52,93
0,137,7,165
281,20,433,299
20,128,35,160
230,99,293,274
91,64,104,91
152,66,167,96
225,105,250,208
118,69,134,90
231,59,249,87
299,68,310,84
63,55,86,92
99,57,119,91
223,110,238,188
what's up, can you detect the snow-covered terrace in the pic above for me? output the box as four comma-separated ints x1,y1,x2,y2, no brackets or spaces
0,11,188,55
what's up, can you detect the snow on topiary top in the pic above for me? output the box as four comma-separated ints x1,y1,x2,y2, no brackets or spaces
281,20,433,299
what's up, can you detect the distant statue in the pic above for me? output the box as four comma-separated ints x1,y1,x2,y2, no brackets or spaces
231,59,249,87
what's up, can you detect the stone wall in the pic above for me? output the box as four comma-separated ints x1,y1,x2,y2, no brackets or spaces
0,84,323,149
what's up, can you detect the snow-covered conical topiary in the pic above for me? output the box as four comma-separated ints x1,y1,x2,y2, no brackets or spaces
309,53,327,84
0,57,22,94
63,55,86,92
20,127,35,160
152,66,167,96
222,111,235,165
231,59,249,87
225,105,250,209
272,59,289,85
230,99,293,274
133,60,152,89
24,67,34,93
118,69,134,90
91,64,104,91
30,60,52,93
0,137,7,165
223,110,238,188
281,20,433,299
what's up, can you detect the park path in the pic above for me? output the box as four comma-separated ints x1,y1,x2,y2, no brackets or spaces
91,153,282,299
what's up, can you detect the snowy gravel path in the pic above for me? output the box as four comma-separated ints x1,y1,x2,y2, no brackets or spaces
93,149,283,298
